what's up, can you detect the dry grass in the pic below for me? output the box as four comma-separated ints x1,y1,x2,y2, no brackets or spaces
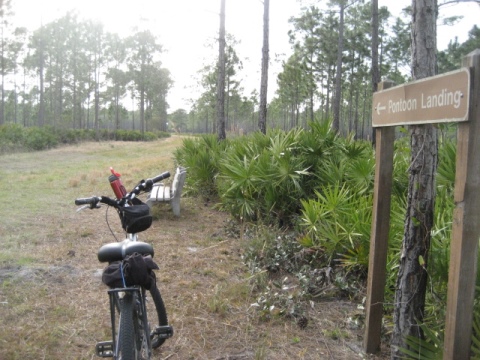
0,136,390,359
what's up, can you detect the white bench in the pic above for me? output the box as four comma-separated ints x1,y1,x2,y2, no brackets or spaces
146,167,187,216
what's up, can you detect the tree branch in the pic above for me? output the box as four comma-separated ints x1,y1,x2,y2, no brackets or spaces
438,0,480,8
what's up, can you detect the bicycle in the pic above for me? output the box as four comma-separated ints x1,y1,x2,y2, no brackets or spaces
75,169,174,359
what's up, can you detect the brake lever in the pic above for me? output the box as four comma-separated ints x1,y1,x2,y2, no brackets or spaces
76,203,101,212
76,205,90,213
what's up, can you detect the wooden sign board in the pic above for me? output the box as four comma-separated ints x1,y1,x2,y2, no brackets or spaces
372,68,470,127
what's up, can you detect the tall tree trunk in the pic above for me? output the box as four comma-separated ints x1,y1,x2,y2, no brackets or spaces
0,4,10,124
161,93,167,132
49,58,54,125
140,84,145,134
72,77,77,129
205,111,208,134
1,24,4,126
332,1,345,132
95,28,101,136
115,85,120,131
94,53,100,139
58,63,64,128
258,0,269,134
391,0,438,358
73,36,78,129
38,26,45,127
326,67,332,120
348,50,355,134
22,66,26,126
362,87,367,140
131,94,135,130
226,80,230,131
354,85,359,139
216,0,226,140
371,0,379,145
13,69,17,123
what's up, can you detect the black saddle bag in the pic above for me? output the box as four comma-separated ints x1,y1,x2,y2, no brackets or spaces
102,252,159,290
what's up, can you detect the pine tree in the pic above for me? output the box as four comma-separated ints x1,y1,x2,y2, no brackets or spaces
391,0,438,358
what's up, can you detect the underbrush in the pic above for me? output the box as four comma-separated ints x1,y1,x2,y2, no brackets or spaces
242,224,366,329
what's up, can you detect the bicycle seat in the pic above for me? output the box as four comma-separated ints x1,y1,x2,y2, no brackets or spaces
98,239,154,263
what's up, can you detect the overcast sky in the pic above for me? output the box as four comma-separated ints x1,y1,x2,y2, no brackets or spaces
11,0,480,111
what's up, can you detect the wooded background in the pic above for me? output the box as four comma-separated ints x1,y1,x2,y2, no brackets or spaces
0,1,478,137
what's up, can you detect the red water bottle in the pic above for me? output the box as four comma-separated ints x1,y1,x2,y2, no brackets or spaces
108,167,127,199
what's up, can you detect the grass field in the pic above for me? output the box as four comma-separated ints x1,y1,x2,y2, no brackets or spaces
0,138,183,359
0,136,389,359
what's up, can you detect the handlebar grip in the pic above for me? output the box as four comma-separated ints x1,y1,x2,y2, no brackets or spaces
75,197,98,205
151,171,170,184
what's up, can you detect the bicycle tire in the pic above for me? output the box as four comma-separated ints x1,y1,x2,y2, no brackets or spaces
134,289,152,359
149,284,169,349
119,292,136,360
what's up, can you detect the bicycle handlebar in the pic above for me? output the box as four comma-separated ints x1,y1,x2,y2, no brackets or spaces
151,171,171,184
74,171,171,209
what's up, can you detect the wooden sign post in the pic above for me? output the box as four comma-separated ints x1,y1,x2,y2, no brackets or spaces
363,49,480,359
443,49,480,360
363,81,395,354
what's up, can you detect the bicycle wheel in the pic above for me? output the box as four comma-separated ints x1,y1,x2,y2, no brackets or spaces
134,289,152,359
149,284,169,348
117,291,152,360
118,292,136,359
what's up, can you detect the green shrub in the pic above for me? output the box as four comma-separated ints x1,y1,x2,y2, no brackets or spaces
55,128,80,144
114,129,128,140
0,123,24,144
77,129,96,141
436,139,456,193
0,123,166,154
174,122,369,227
398,299,480,359
23,126,58,150
127,130,142,141
0,123,27,152
153,130,170,139
143,131,158,141
173,134,227,197
218,128,311,225
299,185,372,271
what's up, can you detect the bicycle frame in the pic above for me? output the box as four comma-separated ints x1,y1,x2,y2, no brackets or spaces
128,233,139,242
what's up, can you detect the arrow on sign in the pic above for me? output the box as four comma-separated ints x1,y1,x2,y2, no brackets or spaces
376,103,386,115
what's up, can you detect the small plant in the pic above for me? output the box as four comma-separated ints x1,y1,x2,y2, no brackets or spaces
207,284,230,316
398,290,480,359
250,275,306,322
323,328,349,340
